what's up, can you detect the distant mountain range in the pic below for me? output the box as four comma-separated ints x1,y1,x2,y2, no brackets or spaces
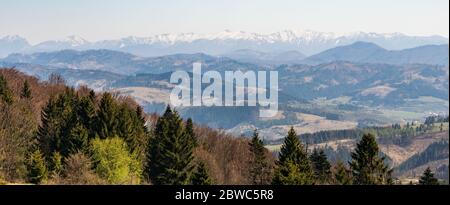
0,35,30,57
2,41,448,74
1,30,448,57
222,49,307,65
302,42,449,66
2,50,260,75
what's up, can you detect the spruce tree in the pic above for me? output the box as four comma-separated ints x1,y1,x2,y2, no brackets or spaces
272,161,308,185
64,122,89,155
191,161,213,185
37,88,78,158
186,118,197,147
146,106,196,185
0,74,13,105
20,80,32,99
131,106,149,160
37,95,59,156
349,133,392,185
419,167,439,185
50,152,63,176
310,149,332,184
272,127,313,185
135,106,148,136
76,94,96,138
116,104,148,163
27,149,48,184
333,160,352,185
248,130,272,185
117,104,136,146
95,93,119,139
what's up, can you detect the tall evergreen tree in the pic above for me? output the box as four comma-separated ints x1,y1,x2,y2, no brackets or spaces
116,104,148,163
76,94,96,138
95,93,119,139
27,149,48,184
185,118,197,147
248,130,272,185
64,122,89,155
0,74,13,105
20,80,32,99
349,133,392,185
146,106,196,185
191,161,213,185
310,149,332,184
136,106,148,134
49,151,63,176
272,127,313,185
88,89,96,102
38,89,77,159
37,95,59,156
117,104,136,145
37,88,78,158
272,161,309,185
333,160,352,185
131,106,149,161
419,167,439,185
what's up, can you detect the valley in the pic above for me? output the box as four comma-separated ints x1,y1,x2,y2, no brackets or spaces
1,37,448,183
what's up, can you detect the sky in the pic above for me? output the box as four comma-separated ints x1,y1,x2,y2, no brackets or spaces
0,0,448,44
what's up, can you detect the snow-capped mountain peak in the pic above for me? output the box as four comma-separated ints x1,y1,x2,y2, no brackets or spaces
1,35,28,42
64,35,90,46
0,30,448,57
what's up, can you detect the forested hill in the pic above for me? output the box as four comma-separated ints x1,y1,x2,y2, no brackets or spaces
0,68,259,185
1,68,446,185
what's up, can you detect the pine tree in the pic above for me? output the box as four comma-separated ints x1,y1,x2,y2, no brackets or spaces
248,130,272,185
333,161,352,185
116,104,148,164
20,80,32,99
50,152,63,176
27,149,48,184
186,118,197,147
272,160,309,185
95,93,119,139
272,127,313,185
37,88,78,158
88,89,96,102
146,106,196,185
419,167,439,185
131,106,149,161
37,95,59,156
136,106,148,134
349,133,392,185
191,161,213,185
0,74,13,105
64,122,89,155
310,149,332,184
117,104,136,146
76,94,96,138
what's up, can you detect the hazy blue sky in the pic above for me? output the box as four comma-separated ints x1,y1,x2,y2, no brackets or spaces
0,0,448,44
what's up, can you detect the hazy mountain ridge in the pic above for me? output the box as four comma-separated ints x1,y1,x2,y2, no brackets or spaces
1,30,448,57
222,49,307,65
2,49,262,75
1,47,448,137
302,42,449,65
0,35,30,57
2,48,448,105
